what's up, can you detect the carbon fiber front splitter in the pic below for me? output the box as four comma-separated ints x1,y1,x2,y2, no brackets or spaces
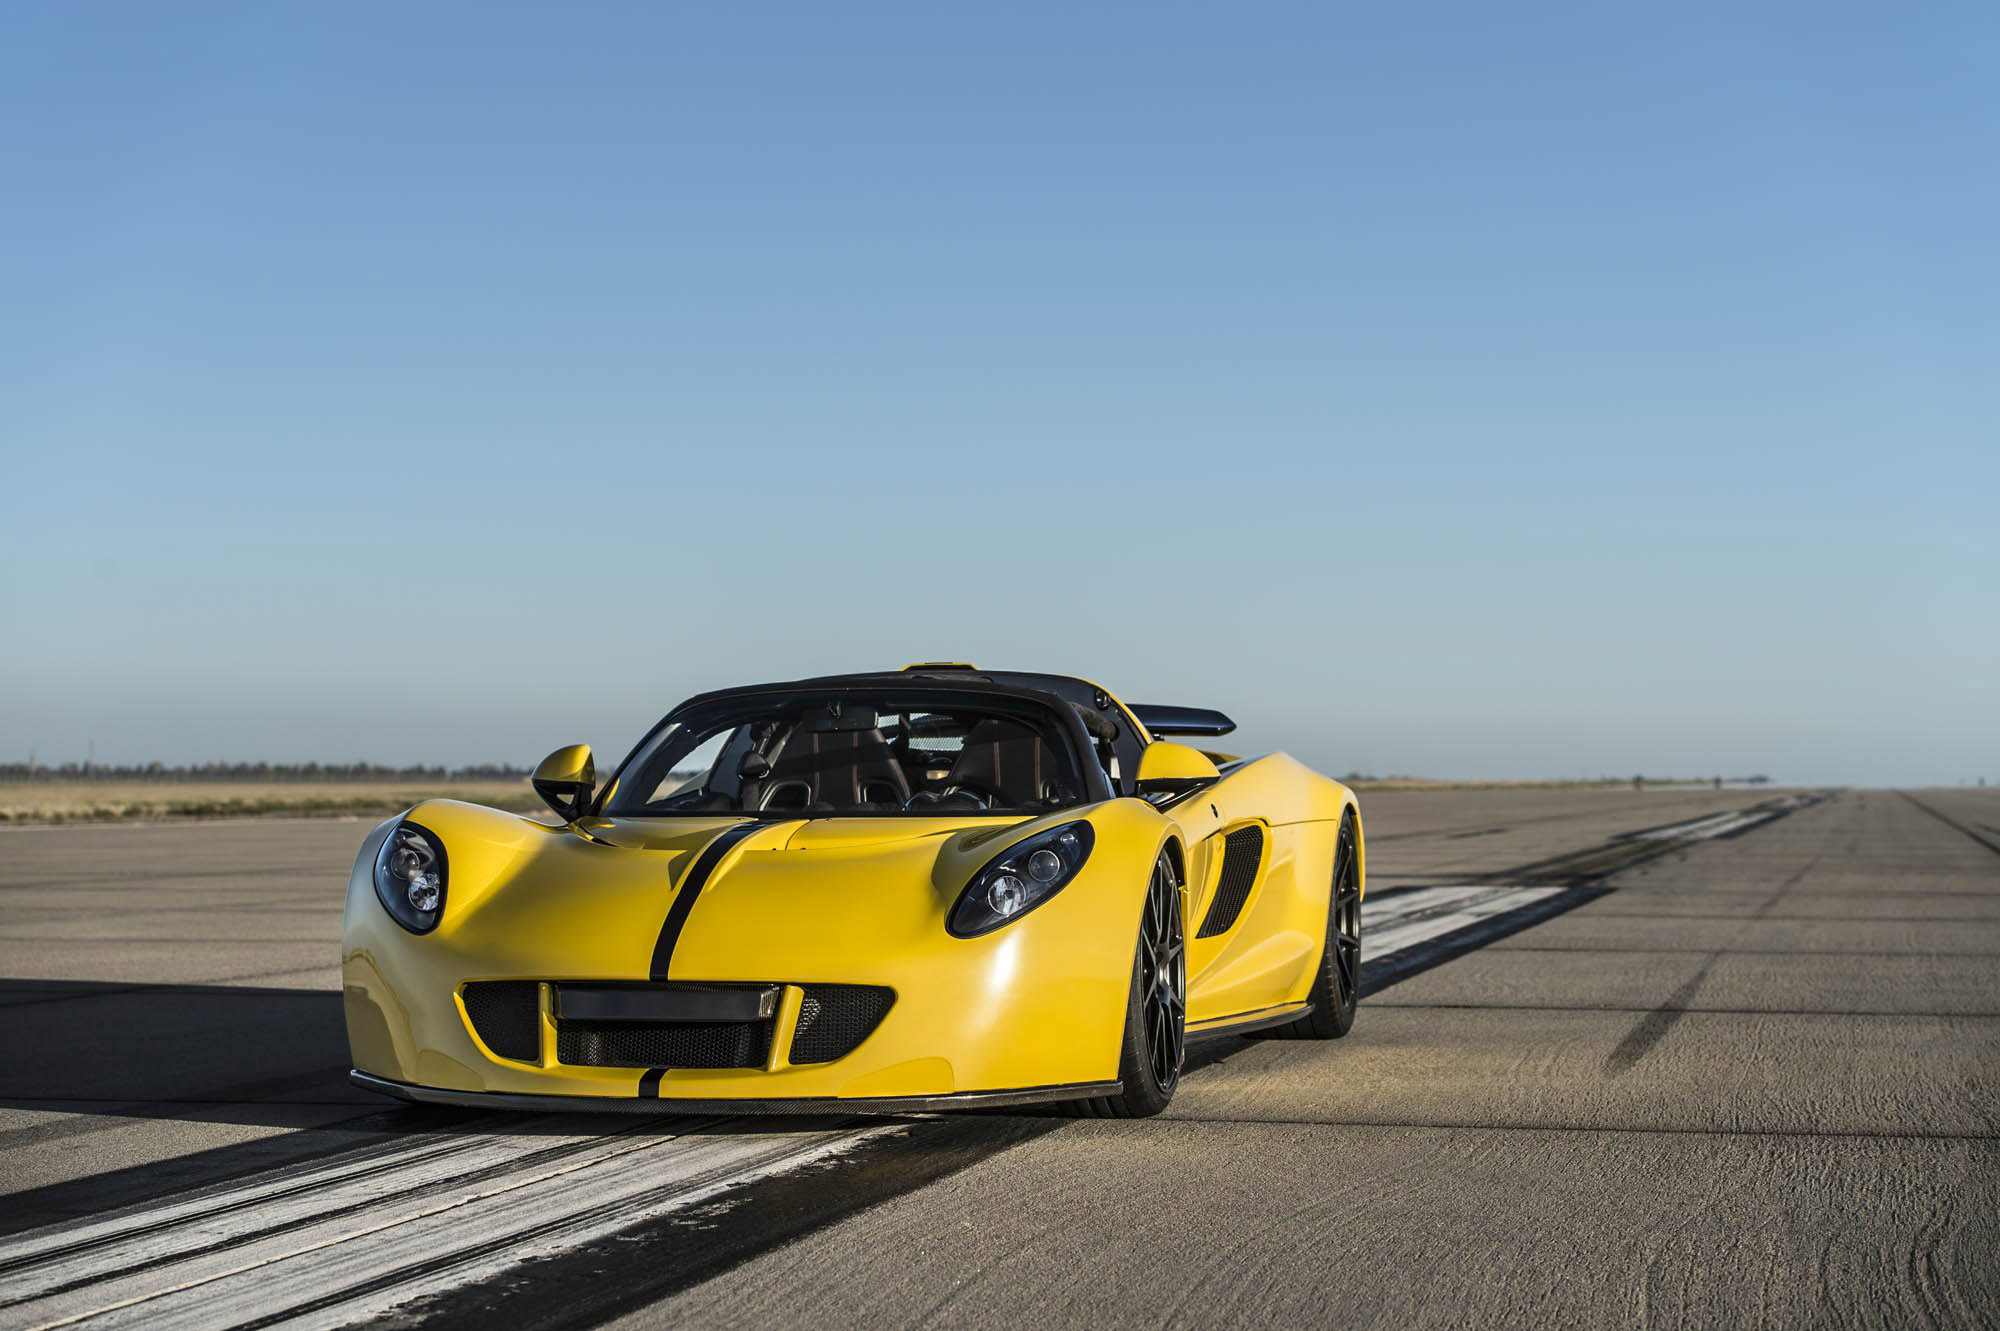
350,1070,1120,1115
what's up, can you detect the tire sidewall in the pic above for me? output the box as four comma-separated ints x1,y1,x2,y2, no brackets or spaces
1114,851,1184,1114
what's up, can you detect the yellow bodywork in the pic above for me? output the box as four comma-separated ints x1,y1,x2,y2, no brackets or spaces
343,686,1361,1109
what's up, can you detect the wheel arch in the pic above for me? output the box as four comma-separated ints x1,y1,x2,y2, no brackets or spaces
1345,798,1365,900
1160,833,1188,893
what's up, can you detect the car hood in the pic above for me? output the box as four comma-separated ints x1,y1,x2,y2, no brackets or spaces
386,801,1066,981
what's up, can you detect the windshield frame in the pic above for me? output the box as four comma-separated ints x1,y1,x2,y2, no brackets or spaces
594,681,1114,818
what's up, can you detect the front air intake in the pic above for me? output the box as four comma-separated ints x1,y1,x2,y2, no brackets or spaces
556,1019,772,1070
1196,825,1266,938
461,981,540,1062
789,985,895,1064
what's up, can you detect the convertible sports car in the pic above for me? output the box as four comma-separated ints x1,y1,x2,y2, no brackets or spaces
343,665,1364,1117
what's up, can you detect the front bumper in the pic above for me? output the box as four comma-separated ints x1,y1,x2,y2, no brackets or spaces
351,1069,1120,1114
343,959,1128,1103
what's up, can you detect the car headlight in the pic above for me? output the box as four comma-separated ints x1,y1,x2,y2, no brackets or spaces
948,821,1095,937
373,820,448,934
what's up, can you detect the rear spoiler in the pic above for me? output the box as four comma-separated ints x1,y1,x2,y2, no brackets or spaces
1129,704,1235,738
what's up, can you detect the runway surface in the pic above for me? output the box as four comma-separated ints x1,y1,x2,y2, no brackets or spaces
1,785,1993,1327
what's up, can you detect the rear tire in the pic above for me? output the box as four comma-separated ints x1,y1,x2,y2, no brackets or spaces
1271,809,1361,1039
1070,851,1185,1118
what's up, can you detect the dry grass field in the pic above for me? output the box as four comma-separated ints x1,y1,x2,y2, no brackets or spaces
0,780,542,824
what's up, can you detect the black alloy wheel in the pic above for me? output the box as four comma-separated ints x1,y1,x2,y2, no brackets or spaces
1139,851,1188,1094
1073,850,1186,1117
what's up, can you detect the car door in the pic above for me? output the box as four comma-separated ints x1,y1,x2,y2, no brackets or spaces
1173,769,1328,1026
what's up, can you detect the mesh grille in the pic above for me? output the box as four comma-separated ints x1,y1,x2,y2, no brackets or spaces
462,981,540,1062
1196,825,1266,938
556,1018,771,1070
789,984,895,1064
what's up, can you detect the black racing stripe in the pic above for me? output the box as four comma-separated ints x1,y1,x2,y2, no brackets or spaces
637,1068,665,1098
649,821,766,980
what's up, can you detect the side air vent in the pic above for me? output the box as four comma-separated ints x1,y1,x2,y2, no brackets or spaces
1196,825,1266,938
789,985,895,1064
461,981,541,1062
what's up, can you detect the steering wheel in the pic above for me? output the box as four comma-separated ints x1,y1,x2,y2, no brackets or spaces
902,784,997,812
947,778,1010,807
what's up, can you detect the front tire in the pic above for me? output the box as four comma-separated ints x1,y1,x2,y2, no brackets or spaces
1272,808,1361,1039
1073,850,1186,1118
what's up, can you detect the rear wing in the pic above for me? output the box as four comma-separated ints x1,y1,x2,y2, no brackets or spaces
1128,704,1235,738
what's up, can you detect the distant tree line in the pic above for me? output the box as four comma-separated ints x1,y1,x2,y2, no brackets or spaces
0,762,532,784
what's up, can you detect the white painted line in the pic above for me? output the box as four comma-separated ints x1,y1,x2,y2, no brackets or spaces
0,1121,663,1303
1630,810,1775,842
1,1122,889,1331
0,1116,612,1276
5,1131,669,1329
1362,885,1566,958
272,1129,883,1331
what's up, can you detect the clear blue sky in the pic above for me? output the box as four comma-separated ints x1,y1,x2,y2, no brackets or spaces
3,3,1994,785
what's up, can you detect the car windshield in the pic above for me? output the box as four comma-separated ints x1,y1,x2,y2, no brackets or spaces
601,692,1088,818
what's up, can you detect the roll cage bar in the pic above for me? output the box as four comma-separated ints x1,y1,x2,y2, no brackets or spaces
593,673,1122,816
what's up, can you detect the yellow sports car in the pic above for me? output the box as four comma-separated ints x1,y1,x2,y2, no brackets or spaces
343,665,1364,1117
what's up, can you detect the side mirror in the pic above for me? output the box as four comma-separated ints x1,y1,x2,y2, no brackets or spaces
532,744,596,821
1134,740,1220,799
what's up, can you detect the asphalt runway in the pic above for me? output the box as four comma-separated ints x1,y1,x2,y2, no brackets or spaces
1,786,1994,1327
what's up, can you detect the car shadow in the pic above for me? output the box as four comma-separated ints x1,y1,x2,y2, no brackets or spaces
0,977,896,1135
0,977,359,1119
